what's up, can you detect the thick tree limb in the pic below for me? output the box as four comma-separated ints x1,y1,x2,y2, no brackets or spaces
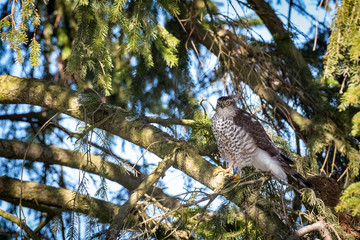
0,74,289,238
0,138,180,210
287,220,332,240
0,175,119,223
0,176,189,239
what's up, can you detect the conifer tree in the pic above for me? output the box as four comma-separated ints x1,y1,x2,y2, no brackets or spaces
0,0,359,239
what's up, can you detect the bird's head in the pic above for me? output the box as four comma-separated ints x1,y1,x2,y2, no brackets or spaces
215,96,238,117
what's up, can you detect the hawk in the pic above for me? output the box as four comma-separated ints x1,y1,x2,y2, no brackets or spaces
211,96,311,187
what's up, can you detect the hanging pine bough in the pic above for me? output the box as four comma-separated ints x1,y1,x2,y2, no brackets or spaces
66,0,180,96
0,0,41,65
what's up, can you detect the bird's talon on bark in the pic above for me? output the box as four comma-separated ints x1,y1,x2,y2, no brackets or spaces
215,166,234,176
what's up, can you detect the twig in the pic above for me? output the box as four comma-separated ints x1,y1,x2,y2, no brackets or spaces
198,96,215,118
190,194,217,236
20,112,60,237
132,141,161,171
339,67,348,94
328,223,342,240
329,147,337,177
337,166,349,182
25,214,54,239
198,97,209,117
50,121,139,174
313,17,319,51
320,146,331,174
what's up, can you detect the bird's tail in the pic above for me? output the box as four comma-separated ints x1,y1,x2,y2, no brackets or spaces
280,154,342,207
280,154,313,188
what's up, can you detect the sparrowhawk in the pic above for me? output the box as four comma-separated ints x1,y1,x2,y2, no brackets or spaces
211,96,311,187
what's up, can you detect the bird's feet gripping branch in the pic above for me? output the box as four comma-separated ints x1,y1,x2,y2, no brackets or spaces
215,162,241,180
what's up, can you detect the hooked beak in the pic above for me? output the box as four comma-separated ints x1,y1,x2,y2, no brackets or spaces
217,103,225,108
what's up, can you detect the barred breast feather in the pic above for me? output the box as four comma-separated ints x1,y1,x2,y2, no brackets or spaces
212,114,257,169
212,109,288,181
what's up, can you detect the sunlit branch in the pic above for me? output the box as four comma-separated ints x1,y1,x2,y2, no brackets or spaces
0,176,189,239
142,116,197,127
0,138,181,210
0,208,40,240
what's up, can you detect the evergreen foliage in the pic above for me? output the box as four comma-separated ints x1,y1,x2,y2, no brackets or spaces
324,0,360,136
0,0,40,63
66,0,181,96
336,182,360,217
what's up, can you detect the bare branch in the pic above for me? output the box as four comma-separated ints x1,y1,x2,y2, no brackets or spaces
287,220,332,240
0,208,40,240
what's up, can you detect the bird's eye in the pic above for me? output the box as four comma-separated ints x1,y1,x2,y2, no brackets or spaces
226,101,231,106
217,102,221,106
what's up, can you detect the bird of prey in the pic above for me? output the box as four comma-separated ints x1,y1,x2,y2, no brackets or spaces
211,96,311,187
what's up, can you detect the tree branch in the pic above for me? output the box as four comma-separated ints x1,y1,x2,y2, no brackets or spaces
142,116,197,127
287,220,332,240
0,138,180,210
106,150,177,240
0,111,52,124
0,176,190,239
0,208,40,240
0,175,119,222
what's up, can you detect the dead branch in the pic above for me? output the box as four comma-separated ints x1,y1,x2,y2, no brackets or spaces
287,220,332,240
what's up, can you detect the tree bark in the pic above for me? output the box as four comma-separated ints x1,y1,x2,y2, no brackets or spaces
287,220,333,240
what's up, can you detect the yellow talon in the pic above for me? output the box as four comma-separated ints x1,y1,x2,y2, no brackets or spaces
215,166,234,176
215,162,240,180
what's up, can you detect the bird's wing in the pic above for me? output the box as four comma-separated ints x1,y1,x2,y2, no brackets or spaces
233,109,314,187
233,109,282,158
